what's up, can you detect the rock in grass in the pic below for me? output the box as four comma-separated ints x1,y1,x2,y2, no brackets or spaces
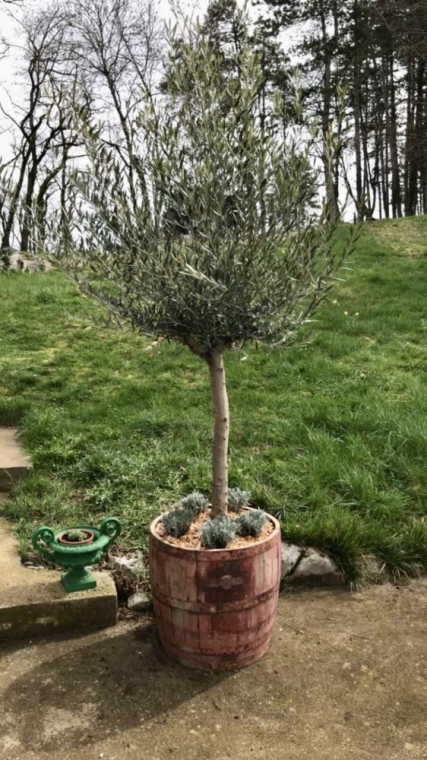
111,554,145,577
2,252,53,272
127,591,151,611
280,543,304,579
281,542,345,585
289,548,344,586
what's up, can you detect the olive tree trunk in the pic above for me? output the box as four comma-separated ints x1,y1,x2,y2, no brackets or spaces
207,349,229,516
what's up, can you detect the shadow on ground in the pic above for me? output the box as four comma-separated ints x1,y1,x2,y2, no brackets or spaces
3,583,427,760
1,622,237,751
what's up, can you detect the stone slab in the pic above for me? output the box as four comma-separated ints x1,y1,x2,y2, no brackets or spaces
0,515,118,641
0,428,32,491
0,572,118,641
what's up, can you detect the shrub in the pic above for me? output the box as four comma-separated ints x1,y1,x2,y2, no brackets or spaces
180,492,208,516
201,515,236,549
234,510,266,538
161,507,193,538
228,488,251,512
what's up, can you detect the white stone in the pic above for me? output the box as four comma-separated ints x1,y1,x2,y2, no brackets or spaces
22,563,44,571
281,543,303,579
127,592,151,612
291,548,344,584
1,252,52,273
111,553,144,576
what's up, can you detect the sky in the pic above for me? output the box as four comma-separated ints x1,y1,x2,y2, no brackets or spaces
0,0,210,138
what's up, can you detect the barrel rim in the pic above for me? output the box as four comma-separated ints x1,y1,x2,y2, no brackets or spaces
149,506,280,560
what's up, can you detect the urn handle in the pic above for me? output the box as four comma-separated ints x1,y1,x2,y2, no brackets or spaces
99,517,121,547
32,526,55,563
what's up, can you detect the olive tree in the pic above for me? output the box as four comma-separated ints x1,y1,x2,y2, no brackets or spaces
54,24,356,517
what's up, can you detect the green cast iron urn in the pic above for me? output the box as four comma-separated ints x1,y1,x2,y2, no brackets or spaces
32,517,121,592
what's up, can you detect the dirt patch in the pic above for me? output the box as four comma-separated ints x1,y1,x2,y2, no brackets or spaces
156,509,274,550
2,578,427,759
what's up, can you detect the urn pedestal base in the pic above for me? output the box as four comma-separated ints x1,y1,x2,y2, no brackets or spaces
61,567,97,593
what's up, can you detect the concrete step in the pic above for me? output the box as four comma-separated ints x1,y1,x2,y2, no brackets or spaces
0,515,118,641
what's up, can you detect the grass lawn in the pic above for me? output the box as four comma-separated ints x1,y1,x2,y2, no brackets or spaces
1,217,427,583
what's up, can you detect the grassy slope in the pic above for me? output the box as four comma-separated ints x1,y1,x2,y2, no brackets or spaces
1,217,427,582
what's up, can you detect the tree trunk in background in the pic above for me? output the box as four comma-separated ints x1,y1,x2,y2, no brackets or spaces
208,349,229,517
414,61,426,216
20,163,38,253
59,149,72,249
382,55,392,218
389,56,402,218
34,164,63,252
372,56,382,218
353,0,363,219
423,67,427,214
380,116,389,219
324,158,339,223
405,58,416,215
362,106,373,217
320,5,339,223
1,149,30,252
407,65,421,216
423,111,427,213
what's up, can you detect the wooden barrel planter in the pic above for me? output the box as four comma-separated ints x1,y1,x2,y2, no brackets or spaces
149,511,281,671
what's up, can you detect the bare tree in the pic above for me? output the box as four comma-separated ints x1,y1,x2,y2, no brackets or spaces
0,0,164,260
64,0,164,207
0,158,22,266
0,3,82,253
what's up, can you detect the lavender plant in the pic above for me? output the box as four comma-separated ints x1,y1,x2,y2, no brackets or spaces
228,488,251,512
160,507,193,539
180,492,209,516
201,515,236,549
234,510,266,538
